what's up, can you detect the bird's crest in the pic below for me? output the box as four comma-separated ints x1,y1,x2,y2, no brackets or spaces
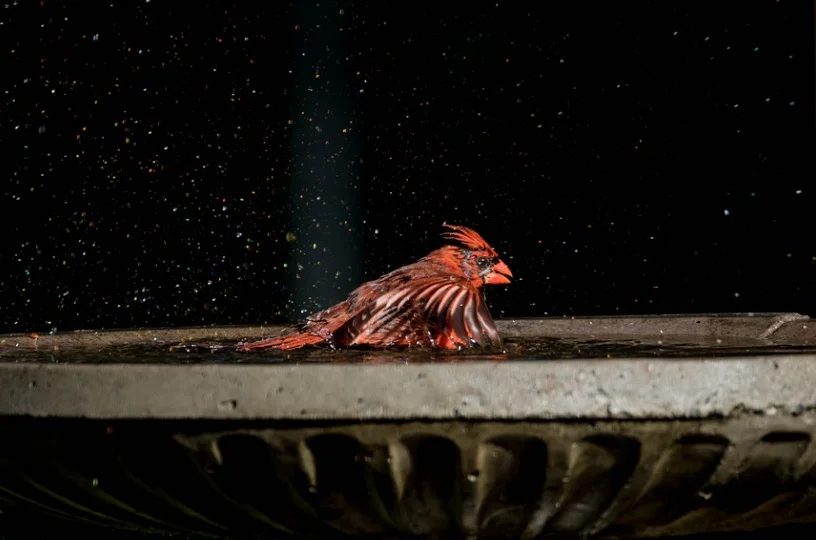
441,224,497,254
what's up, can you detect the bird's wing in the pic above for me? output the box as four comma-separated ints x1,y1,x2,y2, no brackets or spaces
342,276,502,348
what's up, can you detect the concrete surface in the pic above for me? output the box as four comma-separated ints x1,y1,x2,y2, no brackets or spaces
1,353,816,420
2,414,816,539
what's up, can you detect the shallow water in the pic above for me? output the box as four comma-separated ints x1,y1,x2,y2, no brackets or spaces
2,335,816,365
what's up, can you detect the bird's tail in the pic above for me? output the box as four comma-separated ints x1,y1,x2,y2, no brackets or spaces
236,331,324,352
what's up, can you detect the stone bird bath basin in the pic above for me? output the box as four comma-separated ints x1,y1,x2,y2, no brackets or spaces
1,313,816,539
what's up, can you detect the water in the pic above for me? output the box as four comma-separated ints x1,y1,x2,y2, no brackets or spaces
2,335,816,365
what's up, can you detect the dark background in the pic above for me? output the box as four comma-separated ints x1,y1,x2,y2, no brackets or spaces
0,0,814,334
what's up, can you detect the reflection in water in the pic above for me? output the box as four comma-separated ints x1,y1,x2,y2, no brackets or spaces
3,335,816,365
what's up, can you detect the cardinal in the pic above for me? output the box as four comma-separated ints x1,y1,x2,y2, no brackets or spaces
237,224,512,352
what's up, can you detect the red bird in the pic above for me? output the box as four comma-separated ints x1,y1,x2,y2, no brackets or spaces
237,224,513,352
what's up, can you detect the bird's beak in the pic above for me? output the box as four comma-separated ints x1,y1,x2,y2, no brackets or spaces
486,260,513,285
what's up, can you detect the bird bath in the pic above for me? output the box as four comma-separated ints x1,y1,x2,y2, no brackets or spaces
2,313,816,539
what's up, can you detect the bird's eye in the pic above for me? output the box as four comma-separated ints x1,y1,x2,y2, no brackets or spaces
476,257,489,268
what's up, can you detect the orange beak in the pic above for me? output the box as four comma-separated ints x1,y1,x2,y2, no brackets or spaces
485,260,513,285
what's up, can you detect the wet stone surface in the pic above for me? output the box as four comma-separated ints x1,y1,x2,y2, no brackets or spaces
2,334,816,365
1,314,815,365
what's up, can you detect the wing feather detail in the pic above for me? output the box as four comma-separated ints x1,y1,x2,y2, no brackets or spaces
339,276,501,349
475,292,502,346
463,291,487,346
432,283,463,317
446,287,471,347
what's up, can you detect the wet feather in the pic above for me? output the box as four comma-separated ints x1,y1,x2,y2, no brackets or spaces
238,224,512,352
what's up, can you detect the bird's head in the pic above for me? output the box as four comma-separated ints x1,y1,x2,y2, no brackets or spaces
439,224,513,288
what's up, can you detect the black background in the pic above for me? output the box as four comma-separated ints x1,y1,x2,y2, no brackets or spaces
1,0,814,333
